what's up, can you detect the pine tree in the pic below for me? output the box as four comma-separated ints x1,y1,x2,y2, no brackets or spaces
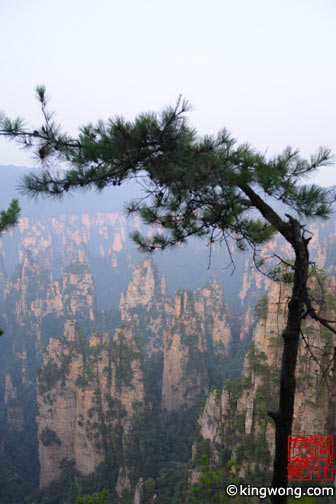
1,87,335,503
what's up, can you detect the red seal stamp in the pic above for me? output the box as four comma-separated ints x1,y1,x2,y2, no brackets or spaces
288,434,333,481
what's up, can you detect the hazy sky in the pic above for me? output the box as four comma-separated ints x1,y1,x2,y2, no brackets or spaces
1,0,335,186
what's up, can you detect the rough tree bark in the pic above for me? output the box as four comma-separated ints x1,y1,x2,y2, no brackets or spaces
270,218,309,504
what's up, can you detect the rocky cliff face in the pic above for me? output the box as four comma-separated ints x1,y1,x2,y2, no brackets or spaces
4,211,336,316
0,212,145,313
119,258,234,416
161,290,209,415
4,250,49,328
4,213,131,273
120,256,167,319
120,256,173,357
161,281,232,415
4,373,24,433
35,257,236,498
0,250,98,456
192,275,336,482
61,262,96,321
37,319,145,489
3,251,96,342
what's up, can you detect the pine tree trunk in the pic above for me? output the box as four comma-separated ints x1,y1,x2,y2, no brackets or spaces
270,221,309,504
238,186,311,504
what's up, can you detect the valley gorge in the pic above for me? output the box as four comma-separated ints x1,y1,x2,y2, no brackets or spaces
1,189,336,502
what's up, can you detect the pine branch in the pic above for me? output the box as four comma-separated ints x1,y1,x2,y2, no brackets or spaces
304,295,336,333
0,199,21,234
